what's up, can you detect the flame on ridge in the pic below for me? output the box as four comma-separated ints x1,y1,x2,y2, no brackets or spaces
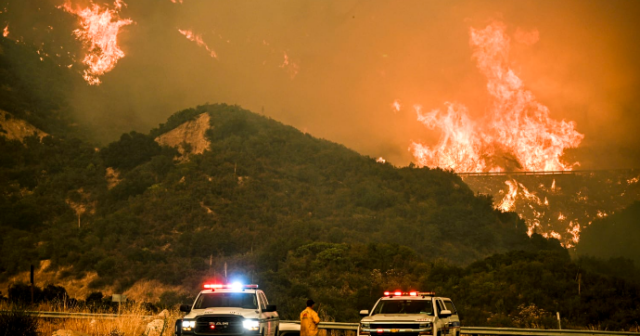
410,22,584,172
60,0,133,85
178,29,218,59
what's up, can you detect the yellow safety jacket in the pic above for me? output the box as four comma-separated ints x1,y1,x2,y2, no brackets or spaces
300,307,320,336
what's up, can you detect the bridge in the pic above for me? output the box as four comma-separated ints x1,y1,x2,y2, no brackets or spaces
456,169,639,177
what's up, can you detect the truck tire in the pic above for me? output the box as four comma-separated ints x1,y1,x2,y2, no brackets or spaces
175,319,182,336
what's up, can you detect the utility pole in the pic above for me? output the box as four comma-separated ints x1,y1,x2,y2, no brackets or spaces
557,312,562,329
577,273,581,295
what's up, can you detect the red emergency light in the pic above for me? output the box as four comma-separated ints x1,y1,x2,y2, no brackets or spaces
384,291,436,297
203,283,259,290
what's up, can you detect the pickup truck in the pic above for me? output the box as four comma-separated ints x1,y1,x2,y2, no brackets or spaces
176,283,279,336
358,291,460,336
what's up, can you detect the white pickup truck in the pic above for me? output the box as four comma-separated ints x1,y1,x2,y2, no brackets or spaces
176,283,279,336
358,291,460,336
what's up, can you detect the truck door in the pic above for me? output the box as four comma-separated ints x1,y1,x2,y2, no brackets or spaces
435,299,451,336
443,300,460,336
259,292,275,336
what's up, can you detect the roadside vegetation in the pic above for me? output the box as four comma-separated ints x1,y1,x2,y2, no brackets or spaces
0,300,179,336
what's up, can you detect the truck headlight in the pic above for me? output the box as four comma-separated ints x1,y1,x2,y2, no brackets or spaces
360,323,370,335
243,319,260,331
182,320,196,331
418,322,432,335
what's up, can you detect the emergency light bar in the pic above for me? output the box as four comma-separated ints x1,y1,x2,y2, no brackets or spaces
383,291,435,297
203,283,259,290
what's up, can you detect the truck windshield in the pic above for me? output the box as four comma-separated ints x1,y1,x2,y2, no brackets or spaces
194,293,258,309
373,299,433,315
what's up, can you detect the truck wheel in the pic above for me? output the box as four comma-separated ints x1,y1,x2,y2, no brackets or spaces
175,319,182,336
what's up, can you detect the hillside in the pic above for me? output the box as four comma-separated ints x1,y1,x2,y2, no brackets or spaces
577,201,640,264
463,172,640,248
0,101,549,290
2,100,640,327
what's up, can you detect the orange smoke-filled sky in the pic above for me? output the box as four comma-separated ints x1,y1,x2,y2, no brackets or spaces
4,0,640,168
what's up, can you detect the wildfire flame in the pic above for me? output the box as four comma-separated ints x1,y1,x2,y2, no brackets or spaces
411,22,584,172
3,24,8,37
178,29,218,59
61,0,133,85
567,221,580,246
497,179,518,212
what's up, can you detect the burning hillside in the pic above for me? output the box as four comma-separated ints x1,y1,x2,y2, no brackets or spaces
463,170,640,247
410,22,583,173
60,0,133,85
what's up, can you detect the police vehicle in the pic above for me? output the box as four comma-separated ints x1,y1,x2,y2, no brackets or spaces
176,283,279,336
358,291,460,336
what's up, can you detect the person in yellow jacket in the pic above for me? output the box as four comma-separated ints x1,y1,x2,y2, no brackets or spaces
300,299,320,336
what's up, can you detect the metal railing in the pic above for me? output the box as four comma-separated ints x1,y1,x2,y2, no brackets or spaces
456,168,639,177
0,310,146,320
6,311,640,336
461,327,640,336
280,320,640,336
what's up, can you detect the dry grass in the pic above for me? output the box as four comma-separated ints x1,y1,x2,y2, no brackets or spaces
0,301,182,336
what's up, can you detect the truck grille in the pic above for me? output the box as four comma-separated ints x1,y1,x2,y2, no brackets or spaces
371,324,421,329
195,315,244,335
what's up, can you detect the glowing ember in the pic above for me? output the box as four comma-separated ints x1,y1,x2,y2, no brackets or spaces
60,0,132,85
411,22,584,172
3,24,8,37
280,52,299,79
558,212,566,221
391,100,401,112
170,0,183,3
628,177,639,184
178,29,218,59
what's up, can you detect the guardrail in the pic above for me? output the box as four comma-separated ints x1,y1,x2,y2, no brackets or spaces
6,312,640,336
280,320,640,336
0,310,147,320
461,327,640,336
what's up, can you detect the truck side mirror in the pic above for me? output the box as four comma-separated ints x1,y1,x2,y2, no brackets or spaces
359,310,370,317
265,304,277,312
180,304,191,313
440,309,452,318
